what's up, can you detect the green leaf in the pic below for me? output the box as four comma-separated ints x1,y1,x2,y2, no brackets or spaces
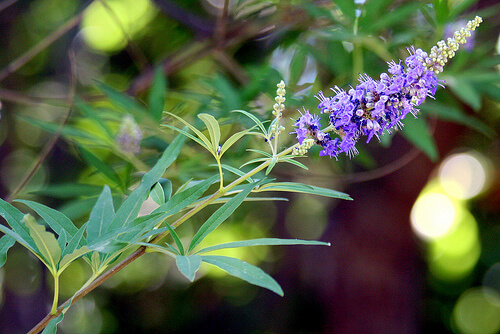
164,112,212,152
62,222,88,259
366,1,425,32
0,198,37,250
152,174,219,216
0,224,36,252
421,102,495,138
334,0,355,22
188,181,260,252
16,114,94,141
108,132,186,232
201,255,283,296
159,178,173,200
400,115,439,162
15,200,78,239
24,214,61,270
41,313,64,334
164,223,184,255
232,110,268,135
0,235,16,267
196,238,330,254
219,128,252,156
433,0,449,24
148,67,167,122
86,186,115,246
281,157,309,170
198,113,221,153
59,246,91,273
256,182,352,200
265,157,278,175
446,78,482,111
150,182,166,205
76,146,123,189
96,82,148,116
176,255,202,282
33,183,103,199
216,164,254,183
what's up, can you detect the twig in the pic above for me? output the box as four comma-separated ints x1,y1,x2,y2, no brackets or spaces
0,12,83,82
5,47,79,203
0,0,19,13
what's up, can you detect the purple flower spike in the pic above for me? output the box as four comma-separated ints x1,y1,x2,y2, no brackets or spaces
291,17,482,158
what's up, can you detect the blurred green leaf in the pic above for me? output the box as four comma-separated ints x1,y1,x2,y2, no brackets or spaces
201,255,284,296
76,146,123,190
369,1,425,32
446,79,482,111
33,183,104,199
196,238,330,254
176,255,202,282
433,0,449,24
421,102,495,138
335,0,356,22
0,235,16,268
148,67,167,122
188,180,260,252
400,115,438,162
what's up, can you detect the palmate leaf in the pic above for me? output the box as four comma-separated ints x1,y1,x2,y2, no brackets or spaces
255,182,352,200
201,255,284,296
0,235,16,267
176,255,202,282
188,180,262,252
195,238,330,254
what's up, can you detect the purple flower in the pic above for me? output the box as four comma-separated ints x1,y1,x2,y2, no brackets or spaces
291,16,482,158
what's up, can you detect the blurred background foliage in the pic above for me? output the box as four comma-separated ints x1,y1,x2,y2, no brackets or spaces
0,0,500,333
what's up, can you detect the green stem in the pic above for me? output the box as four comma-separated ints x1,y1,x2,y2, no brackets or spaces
28,143,299,334
50,275,60,315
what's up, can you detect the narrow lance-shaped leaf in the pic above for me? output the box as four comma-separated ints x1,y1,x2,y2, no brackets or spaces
15,200,79,239
152,174,219,216
148,67,167,122
0,197,37,250
163,112,212,152
219,128,252,157
41,313,64,334
198,113,221,153
255,182,352,200
202,255,284,296
76,146,123,189
176,255,202,282
62,222,88,259
107,132,186,232
24,214,61,270
0,235,16,267
86,185,115,246
400,115,438,162
195,238,330,254
188,180,261,252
